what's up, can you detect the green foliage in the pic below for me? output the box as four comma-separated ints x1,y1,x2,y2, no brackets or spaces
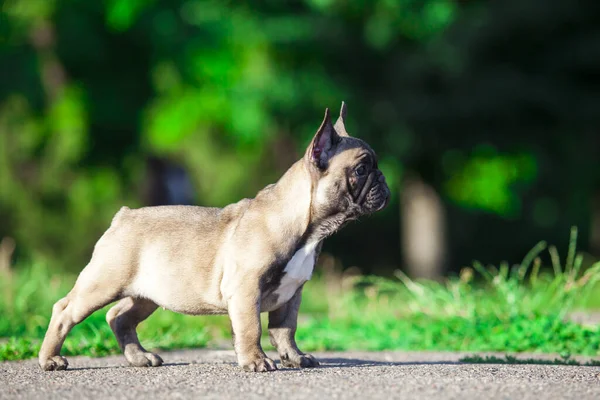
3,0,56,26
362,0,457,49
3,0,599,272
106,0,156,32
444,146,537,216
0,90,130,268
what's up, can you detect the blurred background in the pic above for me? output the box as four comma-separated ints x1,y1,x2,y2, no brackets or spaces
1,0,600,280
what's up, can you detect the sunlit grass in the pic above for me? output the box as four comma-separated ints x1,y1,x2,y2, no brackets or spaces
2,228,600,361
0,262,231,361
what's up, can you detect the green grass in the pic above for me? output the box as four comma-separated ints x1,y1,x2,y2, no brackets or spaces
2,227,600,361
0,261,231,361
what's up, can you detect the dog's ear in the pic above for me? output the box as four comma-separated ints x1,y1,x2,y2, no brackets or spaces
307,108,340,170
334,101,350,137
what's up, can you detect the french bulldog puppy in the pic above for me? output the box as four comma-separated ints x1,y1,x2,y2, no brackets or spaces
38,102,390,372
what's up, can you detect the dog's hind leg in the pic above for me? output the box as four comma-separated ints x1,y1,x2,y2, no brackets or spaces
38,268,122,371
106,297,162,367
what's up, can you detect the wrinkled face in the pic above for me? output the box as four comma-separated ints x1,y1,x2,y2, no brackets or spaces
315,139,390,218
306,103,390,227
342,141,390,214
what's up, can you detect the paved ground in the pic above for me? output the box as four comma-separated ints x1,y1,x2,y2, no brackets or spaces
2,349,600,400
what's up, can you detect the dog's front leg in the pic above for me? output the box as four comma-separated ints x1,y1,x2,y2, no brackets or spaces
268,286,319,368
228,287,277,372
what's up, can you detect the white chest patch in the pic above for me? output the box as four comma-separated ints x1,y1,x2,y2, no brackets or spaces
273,241,319,304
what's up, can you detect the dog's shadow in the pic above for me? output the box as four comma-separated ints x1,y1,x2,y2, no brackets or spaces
67,358,457,372
307,358,459,369
67,362,192,371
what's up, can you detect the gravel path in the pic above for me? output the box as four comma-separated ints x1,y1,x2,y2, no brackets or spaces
2,349,600,399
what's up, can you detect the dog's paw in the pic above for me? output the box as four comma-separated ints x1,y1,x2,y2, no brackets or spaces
242,357,278,372
281,353,320,369
40,356,69,371
127,351,164,367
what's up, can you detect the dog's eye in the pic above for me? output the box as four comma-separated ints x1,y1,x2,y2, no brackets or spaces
355,165,366,177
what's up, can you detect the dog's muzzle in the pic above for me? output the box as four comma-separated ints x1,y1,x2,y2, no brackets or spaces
357,171,390,213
